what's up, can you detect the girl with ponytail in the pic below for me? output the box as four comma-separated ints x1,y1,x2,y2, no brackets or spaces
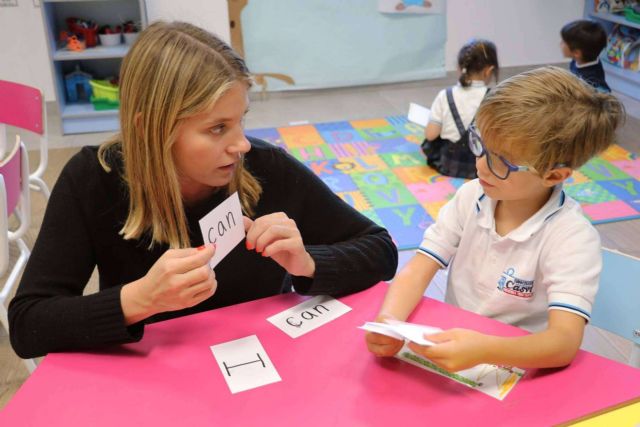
421,39,499,178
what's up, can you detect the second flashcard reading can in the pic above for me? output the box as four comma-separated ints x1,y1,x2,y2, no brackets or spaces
267,295,352,338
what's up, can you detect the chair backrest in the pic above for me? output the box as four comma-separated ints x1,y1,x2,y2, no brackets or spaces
591,248,640,349
0,80,44,136
0,138,29,276
0,138,22,216
0,137,30,241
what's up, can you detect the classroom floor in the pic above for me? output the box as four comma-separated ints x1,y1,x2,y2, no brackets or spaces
2,64,639,409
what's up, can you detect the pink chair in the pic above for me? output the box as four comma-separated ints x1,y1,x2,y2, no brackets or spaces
0,136,37,373
0,80,50,200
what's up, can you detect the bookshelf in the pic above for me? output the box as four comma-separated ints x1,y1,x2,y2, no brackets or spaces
585,0,640,100
41,0,147,134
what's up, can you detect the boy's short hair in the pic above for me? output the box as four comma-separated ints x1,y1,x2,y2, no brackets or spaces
475,66,624,174
561,20,607,62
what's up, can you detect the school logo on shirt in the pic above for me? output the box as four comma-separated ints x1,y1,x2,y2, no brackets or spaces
497,268,534,298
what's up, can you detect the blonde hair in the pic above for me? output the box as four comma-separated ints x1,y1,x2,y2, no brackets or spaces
475,66,624,174
98,21,262,249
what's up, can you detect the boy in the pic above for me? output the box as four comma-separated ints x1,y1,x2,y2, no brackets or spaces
561,19,611,92
365,66,624,372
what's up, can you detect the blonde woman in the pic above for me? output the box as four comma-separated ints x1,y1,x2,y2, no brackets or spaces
10,22,397,358
367,67,624,371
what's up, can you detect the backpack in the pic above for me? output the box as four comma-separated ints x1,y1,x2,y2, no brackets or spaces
420,87,488,179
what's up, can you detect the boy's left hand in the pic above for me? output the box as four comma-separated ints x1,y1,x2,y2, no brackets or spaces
408,328,488,372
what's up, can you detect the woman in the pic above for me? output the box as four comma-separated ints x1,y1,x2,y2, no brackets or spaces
9,22,397,358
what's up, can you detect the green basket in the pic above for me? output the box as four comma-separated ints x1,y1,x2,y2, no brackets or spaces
89,79,119,102
90,96,120,110
624,6,640,24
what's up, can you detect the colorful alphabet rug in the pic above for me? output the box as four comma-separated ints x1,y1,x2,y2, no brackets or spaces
246,116,640,250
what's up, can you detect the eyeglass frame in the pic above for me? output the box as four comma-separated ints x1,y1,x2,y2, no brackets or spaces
467,123,531,180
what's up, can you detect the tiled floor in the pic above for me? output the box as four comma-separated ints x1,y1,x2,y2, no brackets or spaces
2,65,639,409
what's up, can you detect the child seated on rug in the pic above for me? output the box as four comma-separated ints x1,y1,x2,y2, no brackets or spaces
421,39,499,179
366,66,624,371
560,19,611,93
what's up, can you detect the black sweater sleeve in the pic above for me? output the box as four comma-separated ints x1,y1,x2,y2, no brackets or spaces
9,151,142,359
264,146,398,295
9,141,398,359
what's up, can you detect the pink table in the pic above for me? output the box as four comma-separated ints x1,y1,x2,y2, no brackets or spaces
2,282,639,426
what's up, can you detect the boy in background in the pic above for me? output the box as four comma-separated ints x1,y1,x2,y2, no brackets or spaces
561,19,611,92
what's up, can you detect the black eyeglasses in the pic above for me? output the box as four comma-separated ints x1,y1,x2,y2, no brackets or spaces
468,124,531,180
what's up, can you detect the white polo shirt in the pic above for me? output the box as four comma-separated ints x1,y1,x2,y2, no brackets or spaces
429,81,488,142
418,180,601,332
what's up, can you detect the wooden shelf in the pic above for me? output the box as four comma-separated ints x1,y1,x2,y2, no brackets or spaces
588,12,640,30
61,102,118,118
602,62,640,83
53,44,130,61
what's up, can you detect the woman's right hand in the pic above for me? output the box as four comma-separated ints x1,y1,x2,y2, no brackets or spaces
121,244,217,324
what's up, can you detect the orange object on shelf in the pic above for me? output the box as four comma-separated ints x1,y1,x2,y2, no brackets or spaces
66,36,85,52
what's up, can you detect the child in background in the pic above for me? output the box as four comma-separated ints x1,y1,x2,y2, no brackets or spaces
421,39,499,179
561,19,611,92
367,67,624,372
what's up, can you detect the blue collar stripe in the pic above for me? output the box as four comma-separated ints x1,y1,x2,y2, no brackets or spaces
544,190,567,222
475,193,486,213
549,302,590,319
544,210,561,222
418,247,449,268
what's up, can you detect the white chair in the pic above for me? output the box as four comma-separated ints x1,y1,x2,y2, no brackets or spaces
0,79,50,200
590,248,640,368
0,136,37,373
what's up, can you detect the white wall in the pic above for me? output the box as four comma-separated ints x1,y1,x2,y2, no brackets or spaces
0,2,55,101
2,0,583,102
446,0,584,70
145,0,230,43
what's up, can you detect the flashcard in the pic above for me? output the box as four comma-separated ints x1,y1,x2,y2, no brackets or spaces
359,319,441,346
407,102,431,127
210,335,281,394
396,343,525,400
267,295,352,338
199,192,245,269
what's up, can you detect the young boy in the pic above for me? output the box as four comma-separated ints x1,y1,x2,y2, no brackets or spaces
561,19,611,92
365,66,624,372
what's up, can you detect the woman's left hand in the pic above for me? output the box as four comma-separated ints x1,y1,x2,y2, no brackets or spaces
244,213,315,278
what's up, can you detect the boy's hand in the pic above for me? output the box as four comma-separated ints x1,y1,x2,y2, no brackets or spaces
365,314,404,357
408,328,488,372
365,331,404,357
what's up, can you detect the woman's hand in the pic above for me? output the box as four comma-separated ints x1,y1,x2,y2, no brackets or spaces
121,244,217,324
408,328,488,372
244,213,315,278
365,315,404,357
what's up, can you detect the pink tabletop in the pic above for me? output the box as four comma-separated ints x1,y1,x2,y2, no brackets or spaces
2,282,639,426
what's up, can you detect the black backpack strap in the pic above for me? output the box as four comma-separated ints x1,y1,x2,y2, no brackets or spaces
445,87,466,138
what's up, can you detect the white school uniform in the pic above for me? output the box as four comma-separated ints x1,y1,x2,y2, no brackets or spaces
429,81,488,142
418,180,601,332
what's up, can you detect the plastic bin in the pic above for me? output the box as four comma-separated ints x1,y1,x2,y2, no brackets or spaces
89,79,119,110
625,6,640,24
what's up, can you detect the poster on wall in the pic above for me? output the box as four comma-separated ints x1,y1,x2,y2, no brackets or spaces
229,0,446,92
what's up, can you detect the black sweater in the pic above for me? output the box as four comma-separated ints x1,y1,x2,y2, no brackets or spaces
9,138,397,358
